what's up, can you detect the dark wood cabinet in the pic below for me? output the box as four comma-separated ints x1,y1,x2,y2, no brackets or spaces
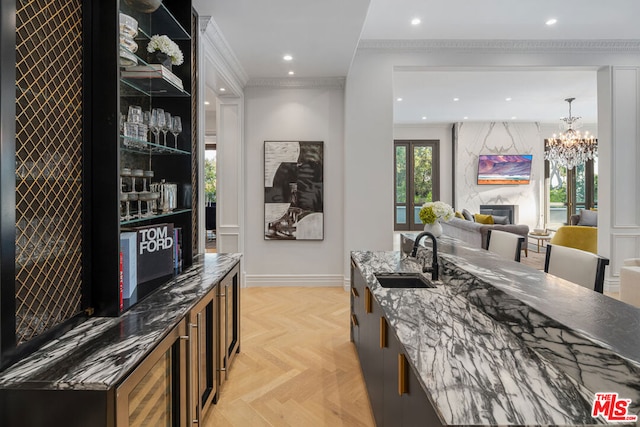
217,263,240,391
187,287,218,424
350,259,442,427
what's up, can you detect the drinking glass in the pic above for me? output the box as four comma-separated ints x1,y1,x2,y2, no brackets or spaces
161,112,171,146
127,105,143,123
171,116,182,148
151,108,163,145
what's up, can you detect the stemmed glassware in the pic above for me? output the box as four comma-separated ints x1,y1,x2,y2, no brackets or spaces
161,112,171,146
171,116,182,149
151,108,164,145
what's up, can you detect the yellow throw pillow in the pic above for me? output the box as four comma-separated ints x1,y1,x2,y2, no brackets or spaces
454,211,464,219
474,213,494,224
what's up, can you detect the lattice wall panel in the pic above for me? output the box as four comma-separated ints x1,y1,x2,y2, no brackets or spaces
191,12,198,255
15,0,83,345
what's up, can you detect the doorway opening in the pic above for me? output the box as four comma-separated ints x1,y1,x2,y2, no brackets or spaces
204,86,217,252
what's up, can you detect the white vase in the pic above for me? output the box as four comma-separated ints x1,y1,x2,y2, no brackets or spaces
423,221,443,238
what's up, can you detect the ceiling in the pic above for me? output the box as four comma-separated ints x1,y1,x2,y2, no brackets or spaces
193,0,640,124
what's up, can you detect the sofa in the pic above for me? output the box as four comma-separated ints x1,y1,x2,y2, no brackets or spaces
441,217,530,252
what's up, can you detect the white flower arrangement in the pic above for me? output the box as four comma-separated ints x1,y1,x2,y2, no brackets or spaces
419,201,454,224
147,34,184,66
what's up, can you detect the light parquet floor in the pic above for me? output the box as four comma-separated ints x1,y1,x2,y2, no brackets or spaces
203,287,375,427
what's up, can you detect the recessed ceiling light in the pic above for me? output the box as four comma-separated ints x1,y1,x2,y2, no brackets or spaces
505,97,512,101
453,97,459,102
411,18,421,26
463,116,468,120
511,116,517,120
288,71,295,75
396,97,403,101
546,18,557,26
204,101,210,105
422,116,427,120
219,87,226,92
283,54,293,61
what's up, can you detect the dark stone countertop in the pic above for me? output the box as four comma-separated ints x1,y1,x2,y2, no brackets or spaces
0,253,241,391
351,234,640,426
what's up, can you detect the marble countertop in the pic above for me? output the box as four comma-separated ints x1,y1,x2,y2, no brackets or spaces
352,234,640,426
0,253,241,391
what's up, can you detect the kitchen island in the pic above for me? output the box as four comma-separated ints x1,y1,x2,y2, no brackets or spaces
351,234,640,426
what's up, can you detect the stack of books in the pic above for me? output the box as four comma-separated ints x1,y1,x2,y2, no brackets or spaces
122,64,184,90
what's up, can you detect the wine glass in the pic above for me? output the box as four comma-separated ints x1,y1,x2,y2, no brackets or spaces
152,108,164,145
161,112,171,146
171,116,182,148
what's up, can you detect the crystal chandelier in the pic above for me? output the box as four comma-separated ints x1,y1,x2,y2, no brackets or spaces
544,97,597,170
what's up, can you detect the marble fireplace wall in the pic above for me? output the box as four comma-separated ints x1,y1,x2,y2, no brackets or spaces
454,122,545,228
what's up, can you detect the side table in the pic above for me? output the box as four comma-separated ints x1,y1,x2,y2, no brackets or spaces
528,233,552,253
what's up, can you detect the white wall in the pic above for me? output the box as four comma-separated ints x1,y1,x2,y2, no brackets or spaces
244,86,345,286
393,124,454,205
454,122,544,228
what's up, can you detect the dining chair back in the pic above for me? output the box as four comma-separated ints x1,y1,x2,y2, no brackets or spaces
487,229,525,262
544,243,609,293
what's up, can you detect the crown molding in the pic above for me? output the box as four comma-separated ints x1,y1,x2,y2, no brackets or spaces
245,77,345,89
201,17,249,90
358,39,640,54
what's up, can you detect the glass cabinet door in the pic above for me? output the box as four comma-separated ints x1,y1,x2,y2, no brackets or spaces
117,320,187,426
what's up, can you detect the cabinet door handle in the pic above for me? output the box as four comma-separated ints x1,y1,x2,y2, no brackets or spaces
364,287,372,314
351,314,358,327
398,353,408,396
379,317,387,348
224,285,229,381
351,287,358,298
191,313,202,424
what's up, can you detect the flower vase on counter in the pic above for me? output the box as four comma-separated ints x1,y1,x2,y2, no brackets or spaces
423,221,443,238
419,201,454,238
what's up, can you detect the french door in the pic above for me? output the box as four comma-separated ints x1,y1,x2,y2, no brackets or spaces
546,157,597,228
394,140,440,231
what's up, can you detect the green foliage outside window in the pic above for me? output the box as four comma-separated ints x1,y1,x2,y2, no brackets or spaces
205,157,216,203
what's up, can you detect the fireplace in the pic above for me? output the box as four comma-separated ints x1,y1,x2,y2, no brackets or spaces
479,204,517,224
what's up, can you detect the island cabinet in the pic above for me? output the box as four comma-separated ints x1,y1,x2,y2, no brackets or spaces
351,261,442,427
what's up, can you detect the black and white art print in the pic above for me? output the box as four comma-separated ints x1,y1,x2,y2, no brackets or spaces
264,141,323,240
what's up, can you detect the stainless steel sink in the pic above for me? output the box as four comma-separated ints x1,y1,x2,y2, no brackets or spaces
374,273,437,289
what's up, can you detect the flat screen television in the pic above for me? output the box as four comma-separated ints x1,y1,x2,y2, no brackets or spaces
477,154,532,185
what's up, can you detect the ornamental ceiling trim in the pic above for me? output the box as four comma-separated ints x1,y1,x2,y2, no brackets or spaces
358,39,640,54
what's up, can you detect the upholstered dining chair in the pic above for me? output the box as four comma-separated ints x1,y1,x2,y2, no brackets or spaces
487,229,525,262
620,258,640,307
544,244,609,293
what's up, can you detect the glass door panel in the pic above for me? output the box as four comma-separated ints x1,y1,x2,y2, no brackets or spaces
412,145,433,227
548,160,568,228
395,145,407,227
128,350,173,426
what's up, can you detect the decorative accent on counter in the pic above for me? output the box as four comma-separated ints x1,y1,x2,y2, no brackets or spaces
264,141,324,240
419,201,453,237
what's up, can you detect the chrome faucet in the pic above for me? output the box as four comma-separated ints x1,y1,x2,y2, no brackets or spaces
410,232,439,281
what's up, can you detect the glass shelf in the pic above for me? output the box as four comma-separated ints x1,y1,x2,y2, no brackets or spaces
120,3,191,41
120,208,192,226
120,135,190,155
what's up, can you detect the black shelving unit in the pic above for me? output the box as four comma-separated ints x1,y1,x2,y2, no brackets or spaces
90,0,195,316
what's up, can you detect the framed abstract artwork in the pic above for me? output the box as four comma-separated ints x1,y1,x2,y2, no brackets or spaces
264,141,324,240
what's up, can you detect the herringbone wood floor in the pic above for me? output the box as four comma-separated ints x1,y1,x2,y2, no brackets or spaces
203,287,375,427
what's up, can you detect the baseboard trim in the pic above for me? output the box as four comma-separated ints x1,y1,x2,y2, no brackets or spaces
343,277,350,292
245,274,344,287
604,277,620,294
